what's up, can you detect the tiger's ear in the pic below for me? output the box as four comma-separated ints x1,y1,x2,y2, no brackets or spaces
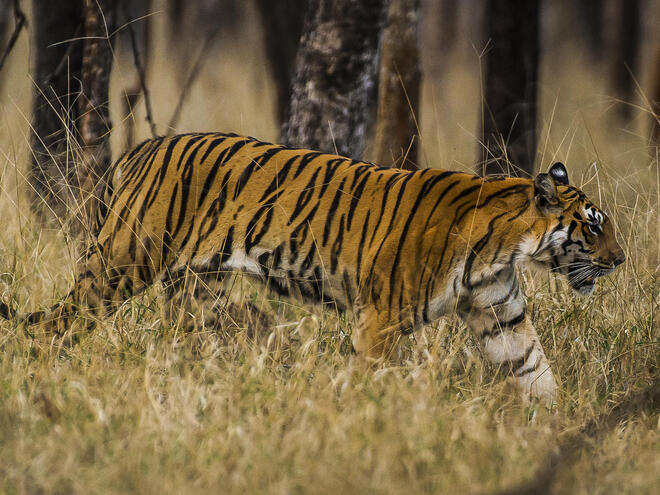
534,173,563,214
549,162,569,185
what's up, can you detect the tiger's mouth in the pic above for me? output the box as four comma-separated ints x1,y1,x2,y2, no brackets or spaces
567,262,614,296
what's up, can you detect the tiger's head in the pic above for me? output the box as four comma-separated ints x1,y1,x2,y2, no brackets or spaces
530,162,625,295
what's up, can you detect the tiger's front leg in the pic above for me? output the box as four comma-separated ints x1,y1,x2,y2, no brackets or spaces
460,272,557,403
351,304,404,363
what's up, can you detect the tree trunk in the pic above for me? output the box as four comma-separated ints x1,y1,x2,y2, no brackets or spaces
611,0,640,120
281,0,390,158
479,0,539,177
254,0,306,126
30,0,115,229
373,0,421,170
78,0,115,210
651,46,660,147
576,0,604,61
29,0,84,223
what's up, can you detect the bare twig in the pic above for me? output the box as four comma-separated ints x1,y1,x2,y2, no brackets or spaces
0,0,27,74
125,7,157,138
167,27,220,133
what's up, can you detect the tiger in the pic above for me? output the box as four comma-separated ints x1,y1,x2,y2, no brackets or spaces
0,132,625,402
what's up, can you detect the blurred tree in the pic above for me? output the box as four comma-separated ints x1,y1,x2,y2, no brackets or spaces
480,0,539,177
29,0,116,229
282,0,389,158
577,0,604,61
373,0,421,170
611,0,640,120
29,0,84,223
254,0,306,126
651,47,660,147
119,0,153,147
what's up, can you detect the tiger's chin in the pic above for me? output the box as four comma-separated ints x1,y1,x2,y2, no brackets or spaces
570,280,596,296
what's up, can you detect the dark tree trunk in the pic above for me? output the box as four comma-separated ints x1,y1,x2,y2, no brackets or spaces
78,0,116,219
281,0,390,158
480,0,539,177
29,0,115,229
611,0,640,120
576,0,604,61
651,46,660,147
373,0,421,170
254,0,306,126
29,0,84,222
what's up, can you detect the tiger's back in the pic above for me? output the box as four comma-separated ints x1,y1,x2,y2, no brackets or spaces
101,132,464,316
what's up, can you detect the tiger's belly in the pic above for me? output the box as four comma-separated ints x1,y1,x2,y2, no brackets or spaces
201,244,352,312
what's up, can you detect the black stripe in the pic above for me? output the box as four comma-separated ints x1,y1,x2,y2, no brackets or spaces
462,211,508,289
319,158,346,196
347,173,369,231
198,135,228,164
323,177,347,246
287,167,321,226
369,174,404,246
448,184,483,205
330,214,345,274
258,155,298,202
294,152,322,178
482,312,526,338
355,210,370,287
233,147,284,200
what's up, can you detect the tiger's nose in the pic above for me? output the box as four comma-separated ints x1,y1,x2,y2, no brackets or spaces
613,252,626,267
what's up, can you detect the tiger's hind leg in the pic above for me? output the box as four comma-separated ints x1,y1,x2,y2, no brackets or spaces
30,243,153,336
162,267,272,336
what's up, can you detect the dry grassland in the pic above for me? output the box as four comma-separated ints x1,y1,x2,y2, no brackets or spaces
0,7,658,494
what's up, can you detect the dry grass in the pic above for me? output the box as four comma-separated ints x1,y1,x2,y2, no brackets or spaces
0,6,659,494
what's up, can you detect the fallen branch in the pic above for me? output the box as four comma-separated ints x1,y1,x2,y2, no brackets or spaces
0,0,27,74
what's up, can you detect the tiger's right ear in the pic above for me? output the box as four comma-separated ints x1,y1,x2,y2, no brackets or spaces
534,173,563,214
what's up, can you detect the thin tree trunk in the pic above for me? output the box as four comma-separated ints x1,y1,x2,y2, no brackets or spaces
480,0,539,177
120,0,152,147
29,0,84,222
576,0,604,61
77,0,116,226
651,46,660,147
611,0,640,120
373,0,421,170
254,0,306,126
281,0,390,158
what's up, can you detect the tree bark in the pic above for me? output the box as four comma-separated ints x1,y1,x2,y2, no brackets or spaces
29,0,115,229
281,0,390,158
78,0,116,208
480,0,539,177
254,0,306,126
29,0,84,222
373,0,421,170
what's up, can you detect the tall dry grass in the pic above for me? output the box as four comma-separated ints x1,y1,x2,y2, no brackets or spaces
0,4,658,494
